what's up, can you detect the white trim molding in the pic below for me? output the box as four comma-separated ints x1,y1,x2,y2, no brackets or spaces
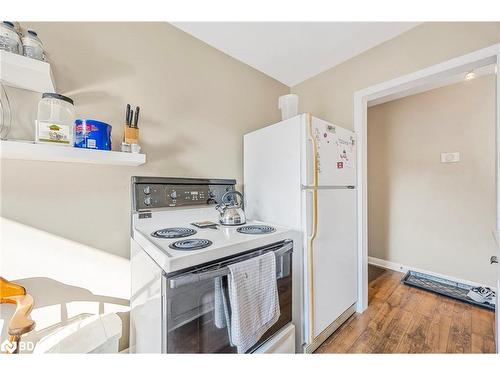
354,43,500,314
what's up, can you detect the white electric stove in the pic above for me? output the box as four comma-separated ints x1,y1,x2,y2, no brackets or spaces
129,177,301,354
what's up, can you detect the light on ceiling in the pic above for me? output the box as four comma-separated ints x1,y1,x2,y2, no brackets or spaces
464,70,476,81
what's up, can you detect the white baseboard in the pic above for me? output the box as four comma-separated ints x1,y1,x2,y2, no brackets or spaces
368,256,495,290
368,256,406,274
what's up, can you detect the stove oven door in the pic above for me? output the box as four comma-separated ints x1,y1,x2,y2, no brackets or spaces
162,240,293,353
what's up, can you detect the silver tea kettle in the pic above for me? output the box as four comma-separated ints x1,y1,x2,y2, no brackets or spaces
215,190,246,226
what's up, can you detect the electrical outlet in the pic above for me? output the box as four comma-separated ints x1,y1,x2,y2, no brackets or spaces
441,152,460,163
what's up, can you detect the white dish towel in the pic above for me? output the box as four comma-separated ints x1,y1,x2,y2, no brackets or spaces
226,251,280,353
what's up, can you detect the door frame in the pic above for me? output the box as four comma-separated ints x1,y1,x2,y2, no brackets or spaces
353,44,500,319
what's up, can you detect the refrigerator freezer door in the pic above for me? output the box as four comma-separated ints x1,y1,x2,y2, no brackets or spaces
304,188,358,339
304,117,356,187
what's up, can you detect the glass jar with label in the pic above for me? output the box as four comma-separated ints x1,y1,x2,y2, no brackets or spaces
0,21,21,54
22,29,44,61
36,93,76,146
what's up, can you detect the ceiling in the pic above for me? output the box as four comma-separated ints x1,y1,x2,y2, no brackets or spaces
172,22,419,86
368,64,496,107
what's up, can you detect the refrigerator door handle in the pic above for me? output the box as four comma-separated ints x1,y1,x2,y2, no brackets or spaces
306,187,318,343
305,114,319,343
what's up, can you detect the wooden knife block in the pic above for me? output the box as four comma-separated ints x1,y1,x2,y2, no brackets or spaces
124,124,139,144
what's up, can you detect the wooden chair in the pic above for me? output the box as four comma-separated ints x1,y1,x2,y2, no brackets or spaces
0,277,35,354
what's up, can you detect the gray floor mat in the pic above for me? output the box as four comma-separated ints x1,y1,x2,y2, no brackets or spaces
402,270,495,311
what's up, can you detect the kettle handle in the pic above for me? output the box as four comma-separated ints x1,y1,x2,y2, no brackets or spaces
220,190,244,210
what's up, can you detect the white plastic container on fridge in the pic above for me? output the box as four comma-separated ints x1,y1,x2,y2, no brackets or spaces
278,94,299,120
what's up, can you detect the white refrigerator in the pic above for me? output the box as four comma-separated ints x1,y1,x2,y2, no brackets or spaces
244,113,357,353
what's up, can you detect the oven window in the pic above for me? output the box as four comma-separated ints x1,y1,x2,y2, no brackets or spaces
165,253,292,353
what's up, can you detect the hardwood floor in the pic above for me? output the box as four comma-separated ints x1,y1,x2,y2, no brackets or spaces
315,265,496,354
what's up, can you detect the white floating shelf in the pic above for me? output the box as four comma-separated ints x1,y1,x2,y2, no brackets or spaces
0,140,146,166
0,50,55,92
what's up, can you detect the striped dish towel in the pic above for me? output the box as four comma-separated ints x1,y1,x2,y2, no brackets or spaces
227,251,280,353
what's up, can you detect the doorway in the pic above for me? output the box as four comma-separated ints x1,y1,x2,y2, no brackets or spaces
354,44,500,352
367,72,496,286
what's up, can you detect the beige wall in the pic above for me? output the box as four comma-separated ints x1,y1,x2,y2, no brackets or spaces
368,75,496,286
292,22,500,129
0,22,288,350
2,22,288,258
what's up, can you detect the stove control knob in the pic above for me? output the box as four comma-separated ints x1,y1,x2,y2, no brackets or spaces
143,186,151,195
144,197,152,206
207,191,216,204
169,191,178,200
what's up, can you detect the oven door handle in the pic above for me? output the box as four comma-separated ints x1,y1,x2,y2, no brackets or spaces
168,241,293,289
